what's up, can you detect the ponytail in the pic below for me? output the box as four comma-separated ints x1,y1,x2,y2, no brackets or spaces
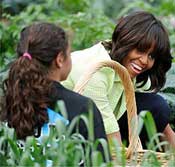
3,57,52,139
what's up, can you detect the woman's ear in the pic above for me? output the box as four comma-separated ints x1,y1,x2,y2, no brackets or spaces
55,52,64,68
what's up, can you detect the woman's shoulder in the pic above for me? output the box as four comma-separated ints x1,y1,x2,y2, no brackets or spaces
50,81,96,119
71,42,111,63
52,81,93,106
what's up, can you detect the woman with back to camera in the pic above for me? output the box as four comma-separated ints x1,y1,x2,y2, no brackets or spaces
1,22,110,162
62,11,175,149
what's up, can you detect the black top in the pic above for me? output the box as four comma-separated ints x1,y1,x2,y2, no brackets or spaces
49,81,110,161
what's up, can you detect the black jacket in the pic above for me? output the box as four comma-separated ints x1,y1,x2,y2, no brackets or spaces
49,81,110,162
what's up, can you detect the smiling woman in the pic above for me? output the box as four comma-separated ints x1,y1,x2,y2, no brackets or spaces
62,11,175,149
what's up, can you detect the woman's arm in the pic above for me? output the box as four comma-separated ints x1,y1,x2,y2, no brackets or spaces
82,70,120,136
107,131,122,146
162,124,175,148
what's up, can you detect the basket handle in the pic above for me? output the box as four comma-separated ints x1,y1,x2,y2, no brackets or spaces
73,60,142,157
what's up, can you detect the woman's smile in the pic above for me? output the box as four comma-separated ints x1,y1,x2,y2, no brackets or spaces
130,62,144,74
122,48,155,78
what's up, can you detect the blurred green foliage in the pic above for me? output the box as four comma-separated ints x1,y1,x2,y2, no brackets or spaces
0,0,114,68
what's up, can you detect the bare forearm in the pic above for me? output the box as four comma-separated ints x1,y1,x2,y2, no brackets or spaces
107,131,122,146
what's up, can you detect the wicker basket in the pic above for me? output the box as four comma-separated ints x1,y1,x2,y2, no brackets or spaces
73,60,174,165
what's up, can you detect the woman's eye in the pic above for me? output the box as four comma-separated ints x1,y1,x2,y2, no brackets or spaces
148,54,154,60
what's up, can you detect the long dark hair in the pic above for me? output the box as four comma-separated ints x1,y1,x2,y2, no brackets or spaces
103,11,172,91
1,23,68,139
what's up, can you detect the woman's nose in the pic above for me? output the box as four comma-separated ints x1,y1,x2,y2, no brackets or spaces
139,54,148,66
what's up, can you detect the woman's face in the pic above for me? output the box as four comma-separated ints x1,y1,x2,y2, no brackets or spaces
122,48,155,79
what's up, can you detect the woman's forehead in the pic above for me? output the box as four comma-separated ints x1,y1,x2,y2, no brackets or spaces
137,39,155,52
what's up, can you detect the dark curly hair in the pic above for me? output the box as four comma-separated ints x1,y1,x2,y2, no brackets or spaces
1,23,68,139
103,11,172,91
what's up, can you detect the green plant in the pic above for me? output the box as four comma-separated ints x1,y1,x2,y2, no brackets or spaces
138,111,175,166
0,102,111,167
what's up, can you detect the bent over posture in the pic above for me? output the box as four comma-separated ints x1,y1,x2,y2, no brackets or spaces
63,11,175,148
